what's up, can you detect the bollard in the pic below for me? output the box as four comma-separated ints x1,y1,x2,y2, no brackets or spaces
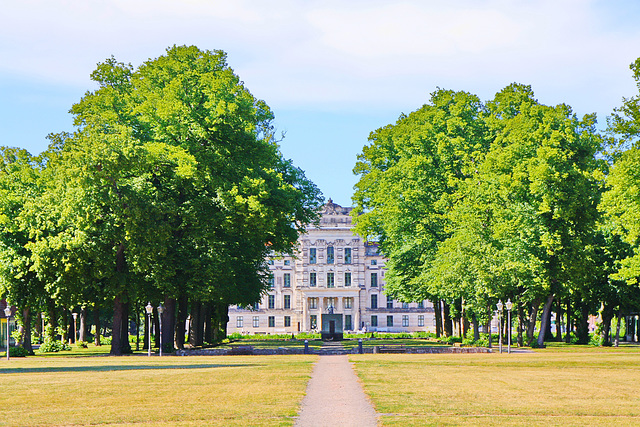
304,339,309,354
358,338,363,354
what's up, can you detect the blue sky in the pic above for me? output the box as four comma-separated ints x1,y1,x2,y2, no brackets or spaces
2,0,640,206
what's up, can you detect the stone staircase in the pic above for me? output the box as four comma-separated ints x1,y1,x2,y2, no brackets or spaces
315,340,350,355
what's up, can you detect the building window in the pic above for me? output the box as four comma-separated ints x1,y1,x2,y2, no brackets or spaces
418,301,424,309
310,315,317,329
387,315,393,327
387,295,393,309
268,316,275,327
284,273,291,288
268,275,274,289
310,272,317,287
327,246,334,264
327,272,335,288
402,302,409,309
402,315,409,327
268,259,274,265
284,259,290,266
371,259,377,265
253,302,259,310
344,272,351,287
285,316,291,327
371,294,378,309
344,297,352,309
371,315,378,327
344,247,352,264
268,295,275,309
327,297,337,311
253,316,260,328
345,315,352,330
418,315,425,327
284,295,291,309
309,248,317,264
309,297,318,309
236,316,243,328
371,272,378,287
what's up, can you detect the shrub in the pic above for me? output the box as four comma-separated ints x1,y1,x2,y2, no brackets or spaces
228,332,243,340
9,346,29,357
38,340,71,353
76,341,88,349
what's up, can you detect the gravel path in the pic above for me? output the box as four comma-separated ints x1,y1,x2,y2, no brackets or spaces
295,355,379,427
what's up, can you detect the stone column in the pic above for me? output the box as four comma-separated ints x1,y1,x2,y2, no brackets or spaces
354,292,361,331
302,296,308,331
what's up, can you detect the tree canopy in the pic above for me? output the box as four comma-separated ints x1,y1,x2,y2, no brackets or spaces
0,46,322,354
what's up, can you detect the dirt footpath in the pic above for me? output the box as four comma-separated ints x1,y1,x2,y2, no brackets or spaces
295,355,379,427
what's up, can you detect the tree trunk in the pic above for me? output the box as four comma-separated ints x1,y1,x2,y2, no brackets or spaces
203,303,213,344
162,297,176,353
434,300,443,338
462,316,470,339
175,294,188,349
142,307,150,350
615,312,622,347
110,295,131,355
517,304,524,347
94,307,102,346
46,300,57,341
79,307,87,342
472,313,480,341
220,303,229,339
443,301,453,337
526,298,540,345
62,308,69,344
600,304,614,346
543,303,553,342
564,299,572,343
110,243,131,355
189,301,203,347
576,301,589,344
20,308,34,354
34,309,43,344
211,302,229,342
556,297,564,342
153,308,160,349
537,294,554,347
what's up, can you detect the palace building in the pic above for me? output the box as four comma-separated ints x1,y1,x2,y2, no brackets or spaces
227,199,435,335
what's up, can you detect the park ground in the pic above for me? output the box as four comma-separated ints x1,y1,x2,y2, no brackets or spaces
0,344,639,426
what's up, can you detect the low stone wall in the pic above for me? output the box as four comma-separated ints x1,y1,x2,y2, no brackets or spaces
175,346,490,356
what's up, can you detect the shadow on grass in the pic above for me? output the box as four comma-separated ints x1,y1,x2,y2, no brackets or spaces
0,363,258,375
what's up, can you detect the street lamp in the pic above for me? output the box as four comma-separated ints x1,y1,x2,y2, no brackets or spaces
157,304,164,357
72,312,78,344
4,305,12,361
506,299,513,354
496,300,504,354
145,303,153,357
41,312,46,344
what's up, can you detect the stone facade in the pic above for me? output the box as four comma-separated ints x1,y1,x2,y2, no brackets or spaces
227,200,435,335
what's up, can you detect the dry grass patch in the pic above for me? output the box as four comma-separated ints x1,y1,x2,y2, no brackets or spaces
0,355,317,426
351,351,640,426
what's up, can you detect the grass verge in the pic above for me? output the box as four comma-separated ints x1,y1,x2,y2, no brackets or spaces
0,354,317,426
351,350,640,426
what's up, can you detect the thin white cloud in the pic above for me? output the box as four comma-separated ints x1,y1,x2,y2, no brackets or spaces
1,0,639,117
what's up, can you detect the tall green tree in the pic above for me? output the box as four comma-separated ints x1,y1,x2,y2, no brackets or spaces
28,46,321,354
353,84,605,345
0,147,47,353
352,89,490,316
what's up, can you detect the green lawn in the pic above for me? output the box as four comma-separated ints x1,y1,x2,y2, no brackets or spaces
0,354,317,426
351,350,640,426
